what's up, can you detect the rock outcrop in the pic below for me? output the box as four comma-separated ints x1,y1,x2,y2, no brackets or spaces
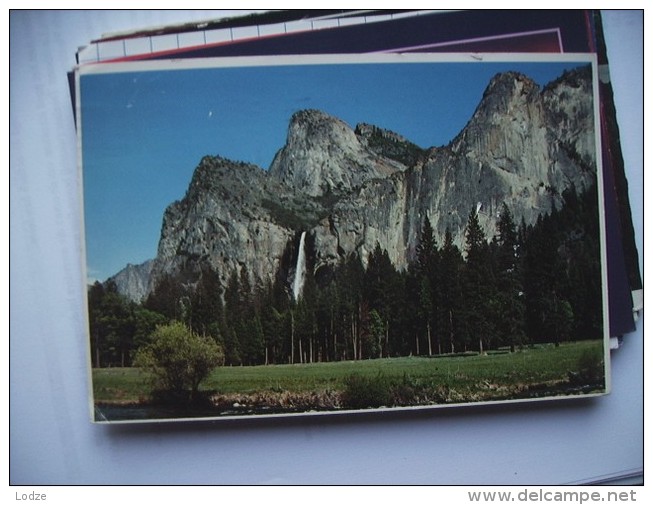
268,109,405,197
106,259,154,302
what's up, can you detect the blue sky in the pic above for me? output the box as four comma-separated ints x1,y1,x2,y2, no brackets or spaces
80,58,588,283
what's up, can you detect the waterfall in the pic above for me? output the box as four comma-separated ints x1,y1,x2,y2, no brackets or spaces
292,231,307,301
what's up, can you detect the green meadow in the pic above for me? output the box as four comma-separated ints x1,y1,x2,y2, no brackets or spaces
93,339,605,410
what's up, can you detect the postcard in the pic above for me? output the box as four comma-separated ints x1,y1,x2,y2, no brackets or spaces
77,53,609,423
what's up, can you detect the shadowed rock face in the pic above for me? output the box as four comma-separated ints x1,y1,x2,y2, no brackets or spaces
112,66,596,301
106,259,154,303
268,109,406,197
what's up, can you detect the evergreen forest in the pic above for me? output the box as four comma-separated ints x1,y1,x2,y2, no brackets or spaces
88,184,603,369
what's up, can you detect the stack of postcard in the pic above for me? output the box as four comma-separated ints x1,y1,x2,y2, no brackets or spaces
72,10,642,423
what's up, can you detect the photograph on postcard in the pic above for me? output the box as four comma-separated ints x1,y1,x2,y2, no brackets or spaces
76,53,608,423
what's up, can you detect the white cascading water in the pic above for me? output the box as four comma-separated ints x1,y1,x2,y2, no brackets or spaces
292,231,307,301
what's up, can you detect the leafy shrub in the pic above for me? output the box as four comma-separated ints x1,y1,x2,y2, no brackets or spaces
571,348,604,385
134,322,224,402
566,347,604,388
341,373,392,409
391,373,418,406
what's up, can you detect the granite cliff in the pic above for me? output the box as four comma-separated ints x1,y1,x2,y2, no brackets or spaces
112,65,596,301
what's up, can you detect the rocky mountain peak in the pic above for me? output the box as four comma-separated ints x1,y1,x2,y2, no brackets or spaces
485,71,539,97
543,64,592,93
269,108,404,197
289,108,349,133
279,109,361,158
187,155,264,197
355,122,426,167
464,72,541,130
106,259,154,302
355,122,413,145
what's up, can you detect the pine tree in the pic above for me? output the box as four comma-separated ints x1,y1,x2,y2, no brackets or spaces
414,217,439,355
223,271,242,365
437,228,464,354
415,216,437,278
494,204,526,351
188,267,224,338
364,243,401,358
88,281,138,367
144,274,187,322
258,279,285,364
313,278,339,362
339,254,365,360
295,269,318,364
523,210,576,345
462,208,495,353
235,266,264,365
403,262,423,356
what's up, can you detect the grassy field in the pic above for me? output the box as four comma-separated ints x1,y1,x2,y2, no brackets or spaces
93,340,605,407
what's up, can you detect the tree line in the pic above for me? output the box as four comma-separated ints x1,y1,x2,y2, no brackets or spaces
88,183,602,368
